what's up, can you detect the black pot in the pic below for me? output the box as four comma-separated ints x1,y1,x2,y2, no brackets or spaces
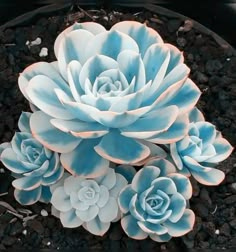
0,3,235,251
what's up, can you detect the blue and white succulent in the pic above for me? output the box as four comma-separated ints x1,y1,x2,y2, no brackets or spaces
118,158,194,242
170,108,233,185
18,21,201,177
0,112,64,205
50,168,127,235
0,20,233,242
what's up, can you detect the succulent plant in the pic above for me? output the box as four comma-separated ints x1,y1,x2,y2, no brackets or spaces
118,158,194,242
170,108,233,185
18,21,201,178
0,19,233,243
0,112,63,205
50,168,127,235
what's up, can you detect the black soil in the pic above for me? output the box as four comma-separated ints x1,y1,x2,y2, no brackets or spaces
0,7,235,250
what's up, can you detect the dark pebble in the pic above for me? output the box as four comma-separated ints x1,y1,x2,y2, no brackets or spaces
8,53,15,66
205,59,223,74
229,183,236,193
182,236,194,249
225,195,236,204
230,237,236,246
198,241,209,249
229,219,236,229
199,188,212,206
220,223,231,237
2,236,15,246
27,219,44,235
194,71,209,84
193,202,209,218
0,244,6,250
9,221,23,236
217,236,228,244
203,222,216,237
176,37,187,47
29,46,41,55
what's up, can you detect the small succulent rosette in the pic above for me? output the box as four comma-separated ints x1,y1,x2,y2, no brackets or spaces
50,168,127,236
0,112,64,205
170,108,233,185
118,158,194,242
18,20,201,178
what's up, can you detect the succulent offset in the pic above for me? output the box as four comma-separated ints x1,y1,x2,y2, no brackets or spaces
170,108,233,185
50,168,127,235
119,159,194,242
0,112,63,205
0,20,233,242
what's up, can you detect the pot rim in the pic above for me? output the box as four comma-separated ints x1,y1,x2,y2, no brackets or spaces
0,3,235,52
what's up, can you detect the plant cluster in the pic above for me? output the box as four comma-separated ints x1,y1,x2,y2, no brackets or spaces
0,21,233,242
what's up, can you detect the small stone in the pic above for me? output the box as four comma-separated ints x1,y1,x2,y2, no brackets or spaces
22,229,27,235
205,59,223,74
8,54,15,66
9,221,23,236
220,223,231,236
218,236,228,244
203,222,216,237
195,71,209,84
178,20,193,32
225,195,236,204
2,236,15,246
42,238,52,246
26,37,42,48
229,183,236,193
27,219,44,234
176,37,187,47
39,47,48,57
41,209,48,217
215,229,220,235
230,236,236,246
0,244,6,250
31,37,42,46
182,236,194,249
200,188,212,205
194,202,209,218
198,241,209,249
229,219,236,229
187,53,194,62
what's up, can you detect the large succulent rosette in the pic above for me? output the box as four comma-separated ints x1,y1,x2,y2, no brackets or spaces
0,112,63,205
19,21,201,177
118,158,194,242
50,168,127,235
170,108,233,185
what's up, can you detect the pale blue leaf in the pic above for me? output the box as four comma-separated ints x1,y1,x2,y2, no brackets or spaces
14,186,42,205
94,130,150,164
111,21,163,57
60,138,109,178
30,111,80,153
121,214,148,240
